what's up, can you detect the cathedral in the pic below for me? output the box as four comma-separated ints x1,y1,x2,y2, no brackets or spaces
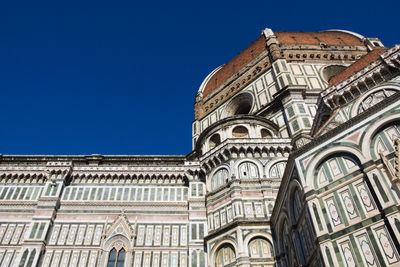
1,28,400,267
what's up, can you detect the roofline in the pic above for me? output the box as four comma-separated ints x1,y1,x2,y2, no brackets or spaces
323,29,365,41
0,154,187,163
197,65,223,96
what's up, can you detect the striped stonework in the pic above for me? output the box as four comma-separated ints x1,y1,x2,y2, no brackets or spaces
2,29,400,267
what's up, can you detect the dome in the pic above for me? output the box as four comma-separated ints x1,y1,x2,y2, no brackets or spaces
197,35,268,99
196,29,367,102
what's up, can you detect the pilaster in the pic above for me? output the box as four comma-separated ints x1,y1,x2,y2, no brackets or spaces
15,161,72,267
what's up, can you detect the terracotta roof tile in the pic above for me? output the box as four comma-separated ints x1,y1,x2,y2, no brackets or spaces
201,31,367,98
275,31,364,46
202,35,267,97
328,47,387,86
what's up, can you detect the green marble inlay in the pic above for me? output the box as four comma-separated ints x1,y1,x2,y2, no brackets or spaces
348,183,366,219
333,241,345,267
372,173,389,203
367,227,386,266
349,235,363,264
312,203,323,231
325,246,334,266
333,191,348,226
318,198,332,233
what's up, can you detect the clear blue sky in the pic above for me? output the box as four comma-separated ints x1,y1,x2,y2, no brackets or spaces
0,0,398,155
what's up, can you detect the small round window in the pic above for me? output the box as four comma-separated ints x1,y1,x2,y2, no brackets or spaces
222,92,253,118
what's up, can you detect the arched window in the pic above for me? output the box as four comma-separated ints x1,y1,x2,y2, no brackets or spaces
357,88,398,114
222,92,253,118
18,249,29,267
191,250,206,267
238,162,259,179
212,169,229,190
26,249,36,267
239,162,259,179
291,189,302,222
215,244,236,267
316,155,359,186
209,134,221,149
191,250,198,267
371,121,400,160
107,247,125,267
322,65,347,83
232,126,249,138
199,250,205,267
269,162,286,178
281,221,293,266
261,128,272,138
248,238,273,258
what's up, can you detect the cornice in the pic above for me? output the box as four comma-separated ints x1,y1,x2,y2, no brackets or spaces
200,138,291,169
295,91,400,158
204,219,271,242
0,155,186,164
322,45,400,105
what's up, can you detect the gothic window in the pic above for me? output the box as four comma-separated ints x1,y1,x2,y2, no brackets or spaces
281,221,292,266
269,162,286,178
248,238,273,258
26,249,36,266
107,247,125,267
199,250,205,267
191,250,205,267
212,169,229,190
291,189,302,222
238,162,259,179
358,88,398,114
191,250,198,267
232,126,249,138
294,231,306,264
18,249,28,267
215,244,236,267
